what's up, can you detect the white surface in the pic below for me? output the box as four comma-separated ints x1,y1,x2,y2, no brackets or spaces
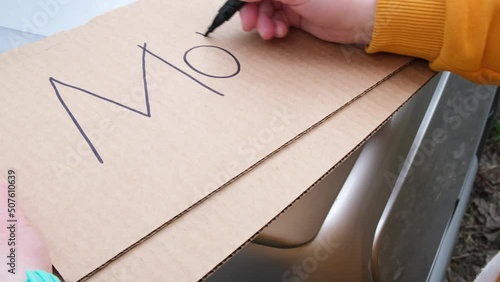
475,252,500,282
0,0,134,52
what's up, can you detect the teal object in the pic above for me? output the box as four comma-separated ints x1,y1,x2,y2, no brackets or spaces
25,270,60,282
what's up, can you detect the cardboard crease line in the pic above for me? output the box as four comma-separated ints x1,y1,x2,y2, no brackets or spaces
78,58,416,282
200,67,437,281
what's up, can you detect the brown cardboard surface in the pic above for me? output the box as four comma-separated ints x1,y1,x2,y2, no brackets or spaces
85,61,435,282
0,0,413,280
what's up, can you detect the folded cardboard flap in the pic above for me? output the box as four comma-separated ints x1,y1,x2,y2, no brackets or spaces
0,0,429,281
87,61,435,282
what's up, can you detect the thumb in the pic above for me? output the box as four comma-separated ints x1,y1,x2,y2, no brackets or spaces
0,176,52,282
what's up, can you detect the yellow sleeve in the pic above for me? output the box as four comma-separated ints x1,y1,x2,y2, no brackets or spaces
366,0,500,85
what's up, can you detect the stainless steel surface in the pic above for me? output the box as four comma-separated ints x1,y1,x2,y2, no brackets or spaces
253,148,361,248
427,157,478,282
372,74,496,282
207,73,440,282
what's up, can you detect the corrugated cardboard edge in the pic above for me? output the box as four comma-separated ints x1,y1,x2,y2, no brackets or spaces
79,58,416,281
3,4,414,277
82,60,436,282
201,65,438,281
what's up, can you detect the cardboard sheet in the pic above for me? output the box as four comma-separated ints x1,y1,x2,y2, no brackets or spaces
1,0,412,280
87,61,435,282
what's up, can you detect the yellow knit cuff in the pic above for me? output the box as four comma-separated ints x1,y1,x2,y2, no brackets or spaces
366,0,446,62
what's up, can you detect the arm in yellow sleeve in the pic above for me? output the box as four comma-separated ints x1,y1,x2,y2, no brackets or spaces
366,0,500,85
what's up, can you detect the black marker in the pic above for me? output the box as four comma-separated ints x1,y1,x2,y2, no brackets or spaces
204,0,245,36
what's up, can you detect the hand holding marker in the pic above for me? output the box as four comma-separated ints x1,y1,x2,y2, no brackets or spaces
204,0,245,36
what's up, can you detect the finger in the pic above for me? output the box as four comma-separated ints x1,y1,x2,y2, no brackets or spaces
18,224,53,276
257,0,276,40
240,3,258,31
273,19,288,38
0,178,53,279
281,5,302,28
272,0,283,10
273,10,289,38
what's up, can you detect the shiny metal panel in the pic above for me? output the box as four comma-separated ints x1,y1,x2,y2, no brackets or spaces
372,74,496,282
427,157,478,282
208,74,439,282
253,148,361,248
